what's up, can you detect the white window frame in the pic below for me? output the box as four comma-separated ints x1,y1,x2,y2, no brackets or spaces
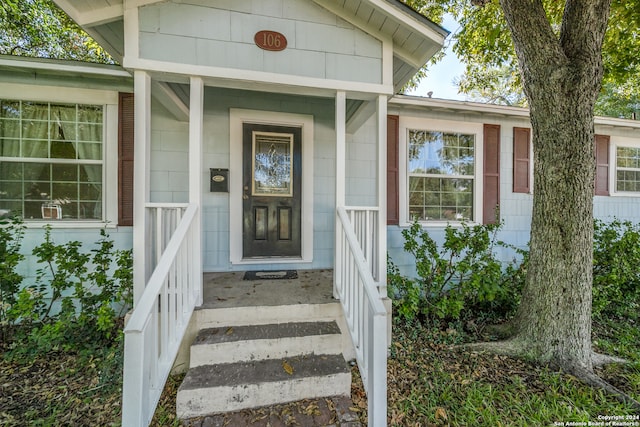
398,117,484,226
611,135,640,197
0,83,119,228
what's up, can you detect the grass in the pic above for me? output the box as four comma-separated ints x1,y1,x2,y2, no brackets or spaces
1,311,638,426
384,313,640,427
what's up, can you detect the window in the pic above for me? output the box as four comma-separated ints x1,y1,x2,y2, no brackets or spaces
0,100,104,220
615,145,640,193
407,129,475,221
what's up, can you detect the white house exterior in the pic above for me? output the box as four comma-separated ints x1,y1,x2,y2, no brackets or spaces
386,96,640,276
3,1,640,426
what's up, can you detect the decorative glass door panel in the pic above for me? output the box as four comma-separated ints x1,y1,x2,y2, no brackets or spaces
252,132,293,197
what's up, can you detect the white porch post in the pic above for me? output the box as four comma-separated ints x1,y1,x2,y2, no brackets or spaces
133,70,151,306
376,95,388,298
334,91,346,299
189,76,204,306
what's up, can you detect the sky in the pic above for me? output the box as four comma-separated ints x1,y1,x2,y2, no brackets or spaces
405,14,466,101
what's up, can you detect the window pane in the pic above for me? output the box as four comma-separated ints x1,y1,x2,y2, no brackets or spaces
51,141,77,159
50,121,77,142
80,183,101,200
0,138,20,157
50,104,77,122
81,165,102,183
52,164,78,181
0,100,20,119
0,181,21,199
77,142,102,160
77,105,102,123
23,163,50,181
80,201,101,220
22,139,48,158
77,123,102,142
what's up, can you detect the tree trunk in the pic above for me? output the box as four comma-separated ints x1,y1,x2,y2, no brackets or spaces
498,0,611,372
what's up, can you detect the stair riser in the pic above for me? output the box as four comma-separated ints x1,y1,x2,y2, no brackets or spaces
176,372,351,418
190,334,342,367
195,303,342,329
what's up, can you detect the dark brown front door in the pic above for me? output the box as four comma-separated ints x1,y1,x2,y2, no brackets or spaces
242,123,302,258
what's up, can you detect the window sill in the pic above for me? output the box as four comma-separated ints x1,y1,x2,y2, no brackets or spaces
22,221,119,229
399,220,479,228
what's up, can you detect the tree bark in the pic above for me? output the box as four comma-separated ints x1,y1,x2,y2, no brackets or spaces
498,0,611,372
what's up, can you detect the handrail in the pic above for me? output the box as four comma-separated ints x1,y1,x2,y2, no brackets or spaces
122,203,199,426
335,206,387,427
145,202,189,209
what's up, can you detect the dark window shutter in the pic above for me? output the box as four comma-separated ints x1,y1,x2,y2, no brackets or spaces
118,93,135,226
513,127,531,194
483,124,500,224
595,134,610,196
387,115,400,225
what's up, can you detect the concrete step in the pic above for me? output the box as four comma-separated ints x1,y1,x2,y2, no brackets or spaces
190,321,342,367
176,354,351,418
193,301,343,329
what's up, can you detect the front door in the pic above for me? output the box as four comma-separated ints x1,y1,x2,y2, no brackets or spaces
242,123,302,258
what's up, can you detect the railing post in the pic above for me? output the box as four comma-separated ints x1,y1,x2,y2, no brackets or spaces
189,76,204,306
334,90,346,300
122,330,146,426
376,95,387,298
133,70,152,306
370,312,387,427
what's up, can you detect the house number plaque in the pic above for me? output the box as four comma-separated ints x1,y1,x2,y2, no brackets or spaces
254,30,287,51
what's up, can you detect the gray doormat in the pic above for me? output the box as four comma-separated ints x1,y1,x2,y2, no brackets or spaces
243,270,298,280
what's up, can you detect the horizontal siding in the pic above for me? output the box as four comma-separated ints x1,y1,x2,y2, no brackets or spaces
386,105,640,277
138,0,383,84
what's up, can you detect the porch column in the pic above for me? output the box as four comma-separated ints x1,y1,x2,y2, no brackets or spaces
376,95,388,299
334,90,346,299
132,70,151,306
189,76,204,306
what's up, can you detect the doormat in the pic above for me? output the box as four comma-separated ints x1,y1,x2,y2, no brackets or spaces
243,270,298,280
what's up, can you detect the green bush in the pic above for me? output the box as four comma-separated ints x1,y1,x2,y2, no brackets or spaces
388,221,525,321
2,225,133,357
593,219,640,319
389,218,640,324
0,216,25,341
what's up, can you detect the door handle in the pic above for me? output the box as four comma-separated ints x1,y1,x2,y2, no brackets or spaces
243,185,249,200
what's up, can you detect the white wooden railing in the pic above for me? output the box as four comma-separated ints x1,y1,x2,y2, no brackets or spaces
146,203,189,274
122,203,200,426
335,206,387,427
344,207,380,281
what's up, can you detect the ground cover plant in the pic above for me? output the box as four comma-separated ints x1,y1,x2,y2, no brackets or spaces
0,218,133,426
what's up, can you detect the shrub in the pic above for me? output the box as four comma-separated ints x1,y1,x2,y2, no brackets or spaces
593,219,640,319
0,216,25,341
4,225,133,357
388,221,525,321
